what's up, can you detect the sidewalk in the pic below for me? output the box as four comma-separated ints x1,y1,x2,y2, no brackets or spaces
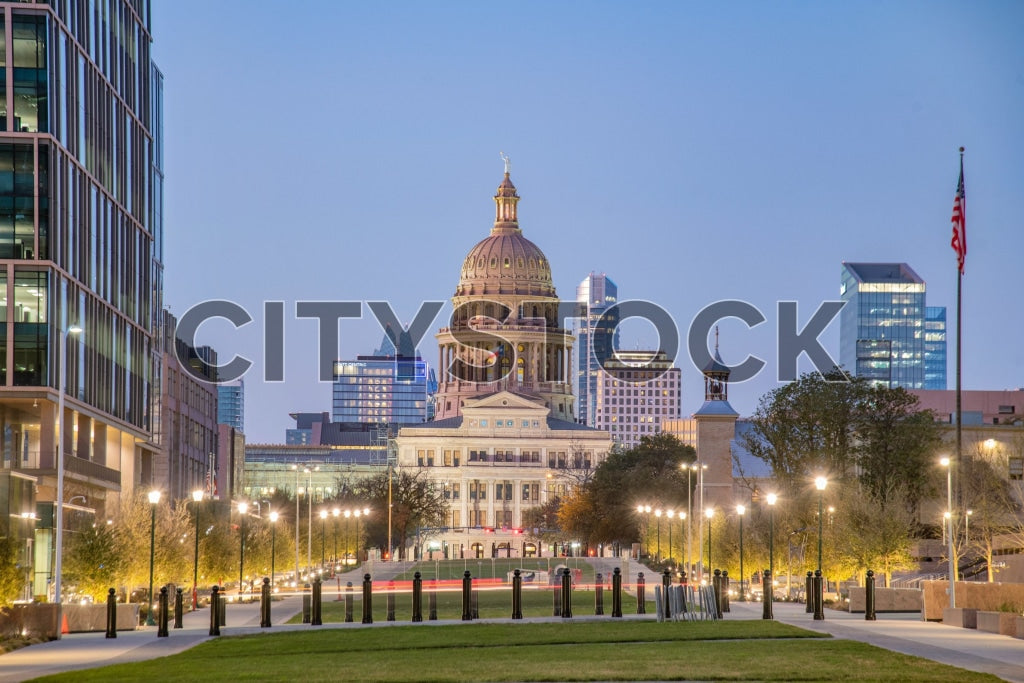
5,585,1024,682
729,600,1024,683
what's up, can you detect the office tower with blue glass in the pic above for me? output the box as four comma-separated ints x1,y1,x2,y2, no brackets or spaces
576,272,618,426
839,262,946,390
217,379,245,432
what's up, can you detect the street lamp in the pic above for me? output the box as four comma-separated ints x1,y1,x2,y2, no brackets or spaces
344,509,352,563
666,510,675,565
814,477,827,573
654,509,663,562
737,504,746,601
269,511,279,589
319,509,328,570
940,457,955,608
238,501,248,600
53,324,82,630
766,493,777,583
705,507,714,580
966,509,973,548
146,490,161,626
332,508,340,566
191,490,203,610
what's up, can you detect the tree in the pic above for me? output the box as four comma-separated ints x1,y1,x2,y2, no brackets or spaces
834,484,917,586
0,536,24,606
64,522,122,601
354,469,446,559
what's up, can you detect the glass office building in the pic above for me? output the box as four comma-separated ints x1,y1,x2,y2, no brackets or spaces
575,272,617,426
840,263,931,389
333,356,432,425
217,379,245,432
0,2,159,600
924,306,947,390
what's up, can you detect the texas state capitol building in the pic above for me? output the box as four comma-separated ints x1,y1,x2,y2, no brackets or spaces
396,164,613,559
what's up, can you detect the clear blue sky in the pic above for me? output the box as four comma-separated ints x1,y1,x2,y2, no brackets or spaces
151,1,1024,444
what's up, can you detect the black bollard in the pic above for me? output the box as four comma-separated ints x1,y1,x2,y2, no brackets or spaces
595,572,604,616
209,586,221,636
174,588,184,629
345,581,354,623
260,578,272,628
302,583,311,624
105,587,118,638
611,567,622,618
865,570,877,621
805,571,814,613
713,569,723,619
561,567,572,618
412,572,423,622
362,574,373,624
762,569,774,620
386,580,396,621
661,569,672,619
461,571,472,621
157,587,169,637
312,578,323,626
813,570,824,621
721,570,730,613
512,569,523,619
636,572,646,614
428,580,438,621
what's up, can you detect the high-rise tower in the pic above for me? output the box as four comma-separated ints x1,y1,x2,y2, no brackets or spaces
575,272,617,426
433,165,574,420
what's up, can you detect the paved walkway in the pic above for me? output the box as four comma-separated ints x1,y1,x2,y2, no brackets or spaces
4,571,1024,682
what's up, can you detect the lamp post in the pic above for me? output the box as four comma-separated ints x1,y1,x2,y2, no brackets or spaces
191,490,203,610
344,509,352,563
666,510,675,565
238,501,248,600
319,509,328,570
292,465,303,584
697,464,707,580
146,490,161,626
940,457,955,608
53,324,82,629
737,504,746,601
766,493,777,585
269,511,279,589
966,509,973,548
814,477,827,573
705,508,714,579
332,508,340,565
654,509,662,562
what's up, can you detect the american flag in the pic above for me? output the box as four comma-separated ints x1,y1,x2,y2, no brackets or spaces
951,152,966,273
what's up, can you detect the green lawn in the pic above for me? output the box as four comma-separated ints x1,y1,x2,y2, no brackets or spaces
30,621,1001,682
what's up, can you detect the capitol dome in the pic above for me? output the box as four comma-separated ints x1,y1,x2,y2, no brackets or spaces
453,172,557,299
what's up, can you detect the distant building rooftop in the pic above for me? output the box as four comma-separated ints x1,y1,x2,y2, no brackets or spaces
842,262,923,285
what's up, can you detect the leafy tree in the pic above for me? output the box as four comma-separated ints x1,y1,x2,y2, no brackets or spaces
64,522,122,601
355,469,446,559
0,536,24,606
834,484,917,586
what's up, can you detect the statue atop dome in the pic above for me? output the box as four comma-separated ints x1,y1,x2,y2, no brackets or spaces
500,151,511,175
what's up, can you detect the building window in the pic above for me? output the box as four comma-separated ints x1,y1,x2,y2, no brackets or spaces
12,16,47,134
12,270,47,386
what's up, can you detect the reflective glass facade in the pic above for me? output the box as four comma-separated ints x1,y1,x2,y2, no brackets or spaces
575,272,617,426
217,379,244,432
924,306,947,390
333,356,430,425
840,263,933,389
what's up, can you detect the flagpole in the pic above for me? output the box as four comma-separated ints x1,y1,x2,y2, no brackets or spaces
954,146,964,507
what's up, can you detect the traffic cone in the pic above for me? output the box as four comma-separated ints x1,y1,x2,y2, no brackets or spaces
61,612,70,634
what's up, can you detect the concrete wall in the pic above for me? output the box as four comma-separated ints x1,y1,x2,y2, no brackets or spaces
848,587,922,613
922,580,1024,621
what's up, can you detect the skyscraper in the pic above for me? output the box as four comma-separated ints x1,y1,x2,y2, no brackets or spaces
332,355,433,425
576,272,617,426
0,4,160,600
839,263,946,389
217,379,245,432
591,349,681,449
924,306,948,390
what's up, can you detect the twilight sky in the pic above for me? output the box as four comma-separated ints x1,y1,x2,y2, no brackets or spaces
151,1,1024,444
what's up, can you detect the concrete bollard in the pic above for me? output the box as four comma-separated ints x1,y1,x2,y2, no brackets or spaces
209,586,221,636
429,580,438,621
512,569,523,619
865,570,877,621
105,588,118,638
762,569,773,620
561,567,572,619
595,572,604,616
260,578,272,628
386,580,396,621
157,587,169,637
636,572,646,614
174,588,184,629
805,571,814,613
721,570,730,613
611,568,622,618
662,569,672,619
412,572,423,622
461,571,472,621
362,574,373,624
345,581,354,622
813,570,824,621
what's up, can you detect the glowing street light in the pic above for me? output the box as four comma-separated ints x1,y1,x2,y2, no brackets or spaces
766,493,777,581
146,490,161,626
940,457,955,608
53,324,82,636
269,511,279,588
238,501,249,599
191,490,203,609
737,504,746,601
